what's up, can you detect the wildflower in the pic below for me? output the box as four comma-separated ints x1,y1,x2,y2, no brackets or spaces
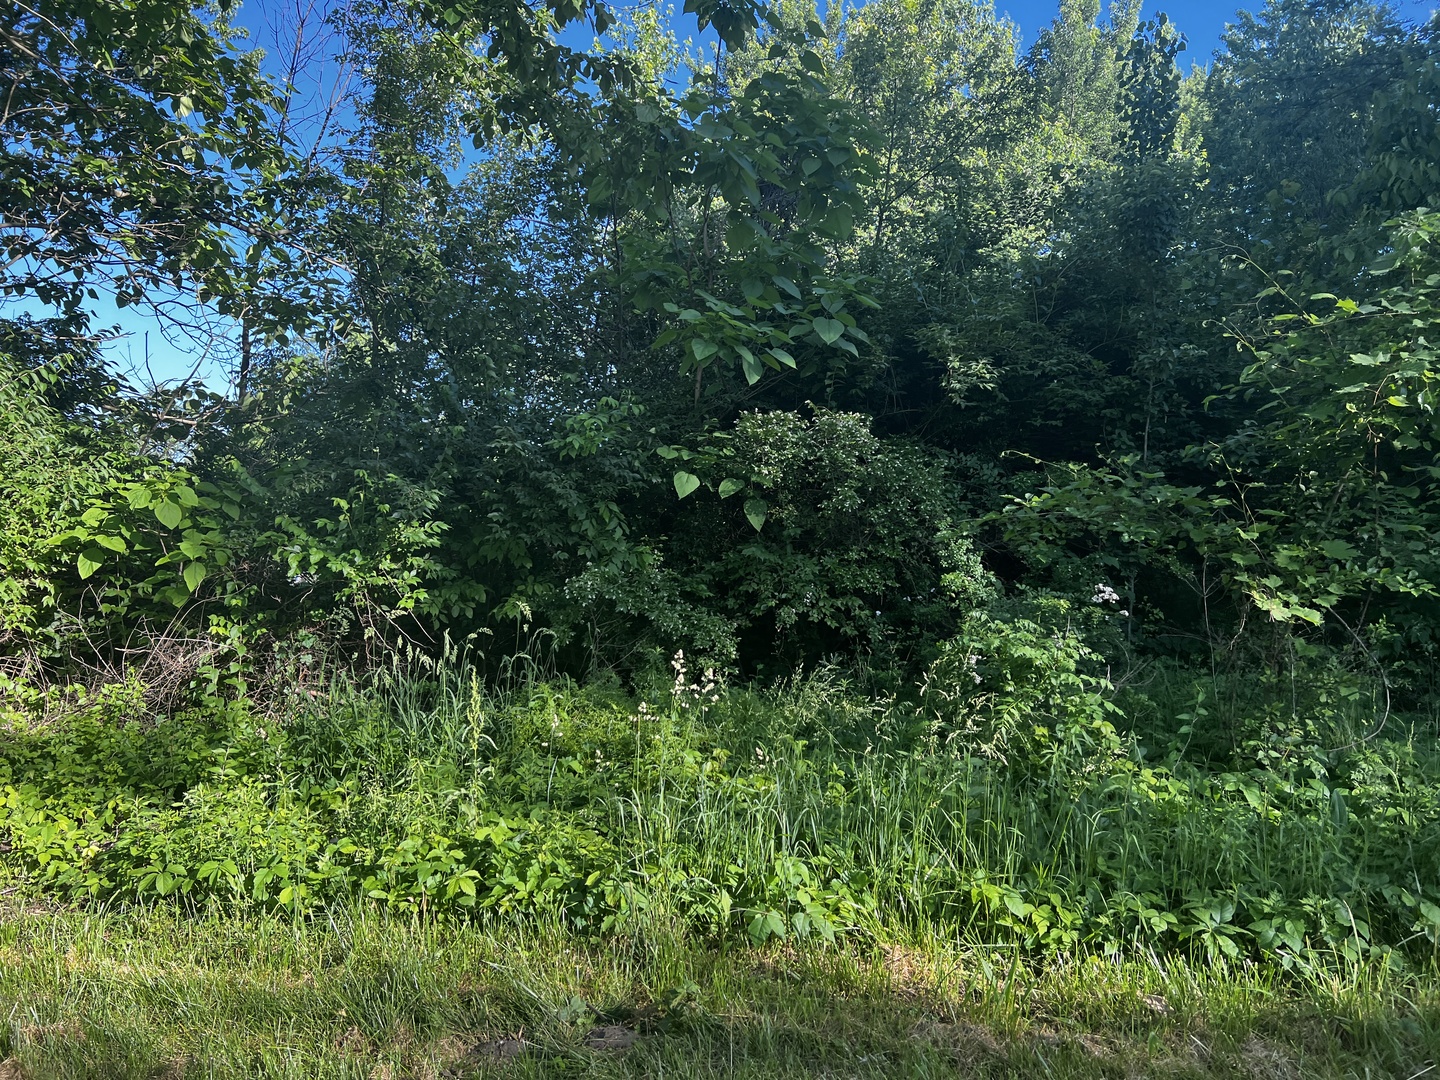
1092,583,1120,604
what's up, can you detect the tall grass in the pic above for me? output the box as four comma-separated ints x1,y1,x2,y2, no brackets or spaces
257,657,1440,964
2,654,1438,966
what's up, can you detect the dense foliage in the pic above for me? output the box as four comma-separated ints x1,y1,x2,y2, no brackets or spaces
4,663,1437,966
3,0,1440,976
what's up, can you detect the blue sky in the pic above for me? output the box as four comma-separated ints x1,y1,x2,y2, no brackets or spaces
14,0,1437,388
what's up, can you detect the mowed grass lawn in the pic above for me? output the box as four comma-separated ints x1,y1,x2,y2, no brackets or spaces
1,901,1436,1079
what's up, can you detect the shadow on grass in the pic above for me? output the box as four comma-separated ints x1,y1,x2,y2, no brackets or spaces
1,913,1437,1080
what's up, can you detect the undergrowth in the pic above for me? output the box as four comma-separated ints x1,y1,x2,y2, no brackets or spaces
2,653,1438,973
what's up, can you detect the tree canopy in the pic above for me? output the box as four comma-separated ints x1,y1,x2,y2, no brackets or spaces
2,0,1439,688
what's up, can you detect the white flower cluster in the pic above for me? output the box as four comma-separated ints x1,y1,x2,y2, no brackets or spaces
1091,582,1129,617
671,650,720,709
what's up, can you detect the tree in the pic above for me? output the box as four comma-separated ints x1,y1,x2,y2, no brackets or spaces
0,0,290,329
1202,0,1413,248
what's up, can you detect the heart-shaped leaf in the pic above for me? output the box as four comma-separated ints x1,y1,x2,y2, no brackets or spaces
154,500,184,529
744,498,768,531
673,471,701,499
77,549,104,579
183,561,208,593
812,317,844,345
719,478,744,499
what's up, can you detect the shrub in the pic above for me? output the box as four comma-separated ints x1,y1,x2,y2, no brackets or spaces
921,611,1123,770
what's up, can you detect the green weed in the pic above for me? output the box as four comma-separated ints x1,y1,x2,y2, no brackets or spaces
2,662,1437,970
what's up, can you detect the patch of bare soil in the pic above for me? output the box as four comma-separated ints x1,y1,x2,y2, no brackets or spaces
1235,1034,1302,1080
910,1018,1004,1068
584,1024,640,1052
335,1025,372,1054
444,1035,532,1074
0,1060,27,1080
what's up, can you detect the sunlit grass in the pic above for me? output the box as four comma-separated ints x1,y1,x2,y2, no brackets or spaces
2,902,1436,1078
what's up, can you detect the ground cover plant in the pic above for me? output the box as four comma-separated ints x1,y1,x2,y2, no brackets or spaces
3,662,1439,965
4,0,1440,1074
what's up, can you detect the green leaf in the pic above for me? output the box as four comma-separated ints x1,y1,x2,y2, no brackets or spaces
812,317,844,345
1319,540,1360,560
719,478,744,499
1330,787,1349,831
744,498,768,531
158,585,190,607
727,217,759,250
93,534,126,553
741,350,763,385
673,471,701,499
769,347,796,369
154,500,184,529
690,339,719,363
183,562,207,593
818,206,855,236
77,549,104,579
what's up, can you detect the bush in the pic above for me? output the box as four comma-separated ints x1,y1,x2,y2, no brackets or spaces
921,611,1123,770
